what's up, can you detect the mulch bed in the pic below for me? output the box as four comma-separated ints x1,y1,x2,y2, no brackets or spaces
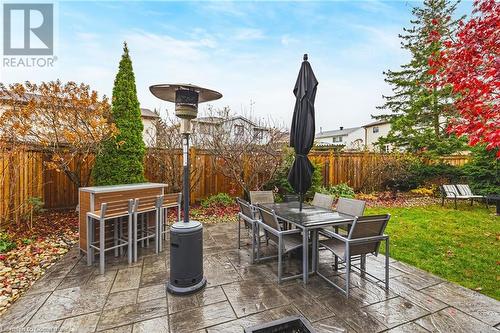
0,211,78,315
358,192,441,208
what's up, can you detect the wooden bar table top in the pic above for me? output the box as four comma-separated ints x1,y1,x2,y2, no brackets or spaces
78,183,167,252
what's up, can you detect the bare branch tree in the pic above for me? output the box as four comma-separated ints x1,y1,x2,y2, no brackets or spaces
145,110,202,193
200,106,286,198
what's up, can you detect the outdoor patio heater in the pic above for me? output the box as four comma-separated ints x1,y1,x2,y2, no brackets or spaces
150,83,222,295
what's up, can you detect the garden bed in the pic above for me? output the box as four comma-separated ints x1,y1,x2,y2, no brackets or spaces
0,211,78,314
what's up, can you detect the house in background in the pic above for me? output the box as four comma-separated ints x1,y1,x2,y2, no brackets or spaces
363,119,393,152
190,115,272,147
141,108,160,147
315,126,365,151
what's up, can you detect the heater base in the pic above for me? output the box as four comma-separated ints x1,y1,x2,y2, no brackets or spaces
166,276,206,295
166,221,206,296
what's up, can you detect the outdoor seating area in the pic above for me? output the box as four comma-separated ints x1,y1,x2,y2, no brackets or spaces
1,219,499,332
0,1,498,331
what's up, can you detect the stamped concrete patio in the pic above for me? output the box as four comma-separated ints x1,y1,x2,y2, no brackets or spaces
1,221,499,333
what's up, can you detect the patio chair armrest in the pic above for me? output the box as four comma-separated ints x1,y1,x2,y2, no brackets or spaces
256,220,279,236
86,212,100,220
325,231,348,242
348,235,388,244
238,213,257,225
280,228,302,235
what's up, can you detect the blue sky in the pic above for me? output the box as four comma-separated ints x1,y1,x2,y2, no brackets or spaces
1,0,473,131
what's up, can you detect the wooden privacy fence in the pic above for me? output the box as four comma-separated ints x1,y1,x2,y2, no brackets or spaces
0,147,470,224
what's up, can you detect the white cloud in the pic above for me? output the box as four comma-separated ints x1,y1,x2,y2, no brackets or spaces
233,28,265,41
281,34,299,46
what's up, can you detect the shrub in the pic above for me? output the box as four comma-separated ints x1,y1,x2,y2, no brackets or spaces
201,193,234,208
462,146,499,196
93,42,146,185
410,186,435,196
0,233,16,253
372,154,464,192
264,147,323,201
318,183,355,199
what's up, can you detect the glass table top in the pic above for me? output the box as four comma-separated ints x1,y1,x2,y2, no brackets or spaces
260,202,354,227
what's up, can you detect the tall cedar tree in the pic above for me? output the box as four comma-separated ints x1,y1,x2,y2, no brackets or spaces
92,43,146,185
376,0,465,155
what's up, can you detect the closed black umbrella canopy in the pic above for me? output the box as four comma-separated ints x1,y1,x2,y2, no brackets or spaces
288,54,318,208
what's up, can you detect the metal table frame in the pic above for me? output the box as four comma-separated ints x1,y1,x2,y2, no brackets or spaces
259,202,354,285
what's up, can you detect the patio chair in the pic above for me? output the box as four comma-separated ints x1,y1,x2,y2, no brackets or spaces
133,195,164,261
236,198,261,263
256,206,304,283
321,197,366,236
311,193,334,210
317,214,391,297
86,199,134,274
440,185,471,209
249,190,274,205
158,192,181,251
456,184,486,206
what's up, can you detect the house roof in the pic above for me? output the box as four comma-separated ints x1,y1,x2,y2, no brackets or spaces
141,108,159,118
315,127,361,139
362,119,389,128
193,115,269,130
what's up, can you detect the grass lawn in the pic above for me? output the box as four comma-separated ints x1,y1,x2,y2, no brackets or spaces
366,204,499,300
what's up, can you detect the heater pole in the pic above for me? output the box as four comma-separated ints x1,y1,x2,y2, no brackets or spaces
182,133,190,223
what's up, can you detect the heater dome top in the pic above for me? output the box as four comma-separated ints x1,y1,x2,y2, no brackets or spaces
149,84,222,104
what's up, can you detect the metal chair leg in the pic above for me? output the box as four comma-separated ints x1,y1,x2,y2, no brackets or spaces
99,218,105,274
128,214,133,264
133,213,138,262
278,238,283,284
86,216,93,266
146,214,150,248
119,218,124,256
385,239,390,290
237,216,241,249
345,247,350,298
360,254,366,277
114,219,119,257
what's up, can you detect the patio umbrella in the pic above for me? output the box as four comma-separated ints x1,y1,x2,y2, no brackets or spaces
288,54,318,211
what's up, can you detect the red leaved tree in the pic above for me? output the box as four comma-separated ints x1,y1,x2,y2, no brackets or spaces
429,0,499,156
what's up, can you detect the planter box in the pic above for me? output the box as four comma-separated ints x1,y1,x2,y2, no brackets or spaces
244,316,315,333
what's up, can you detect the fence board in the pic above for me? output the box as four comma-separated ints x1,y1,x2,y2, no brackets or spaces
0,146,470,224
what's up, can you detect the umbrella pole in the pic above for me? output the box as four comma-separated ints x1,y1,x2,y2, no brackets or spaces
300,193,303,211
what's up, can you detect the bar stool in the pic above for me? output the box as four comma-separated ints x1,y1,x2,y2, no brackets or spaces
133,195,164,261
86,199,134,274
158,192,181,251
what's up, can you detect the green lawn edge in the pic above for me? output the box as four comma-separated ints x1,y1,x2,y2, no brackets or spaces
366,204,499,300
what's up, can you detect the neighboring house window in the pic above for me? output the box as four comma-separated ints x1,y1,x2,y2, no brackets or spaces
235,124,244,136
253,129,264,140
373,127,379,133
332,136,343,143
383,144,390,153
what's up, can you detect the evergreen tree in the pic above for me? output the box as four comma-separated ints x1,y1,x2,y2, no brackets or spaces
376,0,465,155
92,42,146,185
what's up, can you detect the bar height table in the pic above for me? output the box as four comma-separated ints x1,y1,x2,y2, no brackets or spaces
78,183,167,253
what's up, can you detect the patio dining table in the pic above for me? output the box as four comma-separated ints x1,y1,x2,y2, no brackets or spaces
260,202,355,284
